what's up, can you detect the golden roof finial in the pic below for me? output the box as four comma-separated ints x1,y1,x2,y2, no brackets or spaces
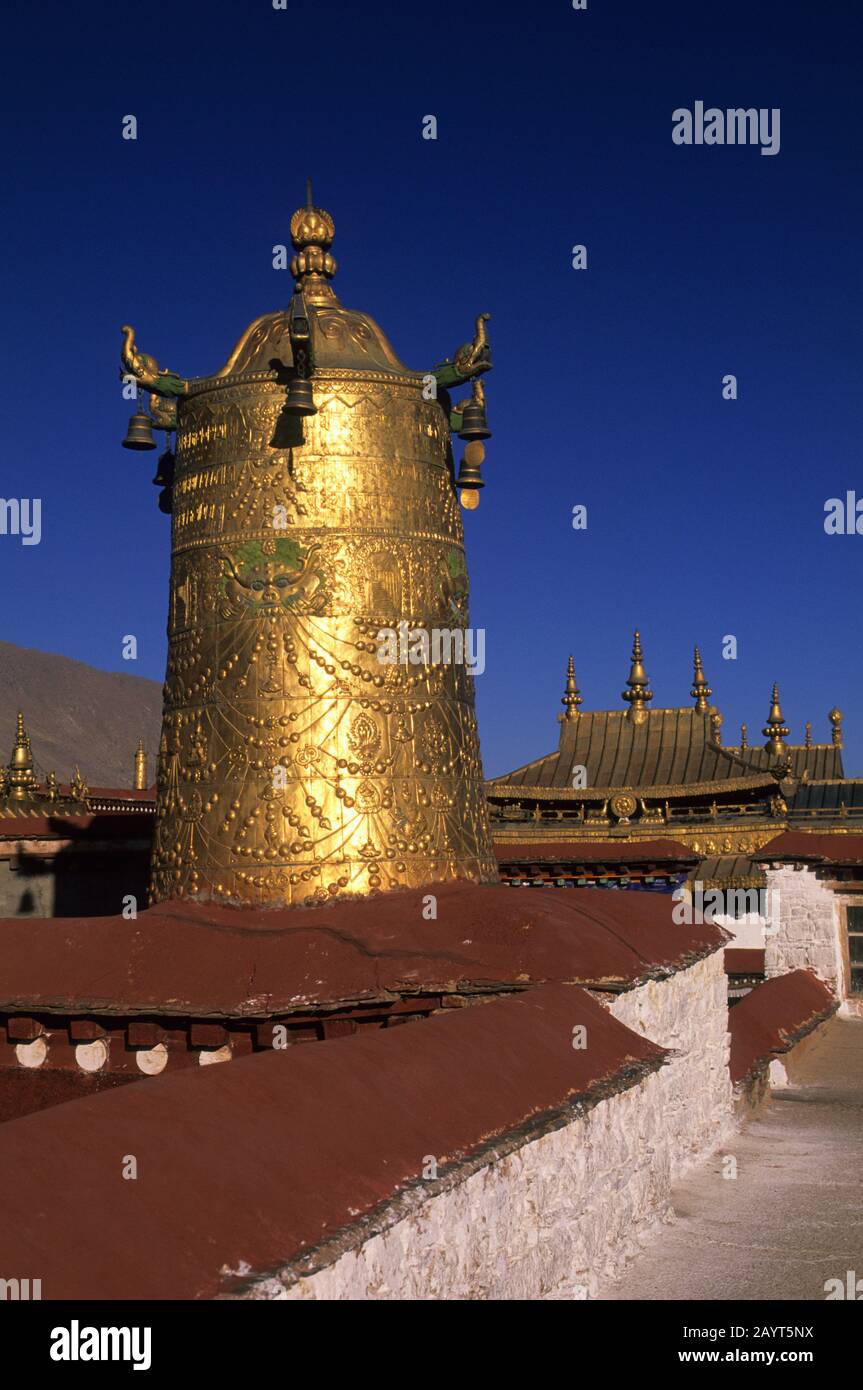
622,630,653,724
740,722,748,750
290,182,337,300
763,683,790,756
710,710,724,745
691,645,713,713
829,707,843,747
133,739,148,792
804,721,813,749
8,711,38,802
561,655,583,721
69,765,89,802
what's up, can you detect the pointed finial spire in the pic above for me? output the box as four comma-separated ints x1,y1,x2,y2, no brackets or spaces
290,183,337,301
691,645,713,713
69,764,89,802
133,739,148,791
829,707,843,747
560,655,583,721
804,721,813,749
622,630,653,724
740,722,748,750
8,711,37,801
763,683,790,756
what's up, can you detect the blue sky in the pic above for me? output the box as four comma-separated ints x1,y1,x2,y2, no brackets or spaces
1,0,860,776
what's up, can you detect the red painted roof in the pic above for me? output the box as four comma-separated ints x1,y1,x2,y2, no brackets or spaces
753,832,863,867
729,969,836,1083
0,882,727,1017
0,983,666,1300
494,839,697,865
725,948,766,975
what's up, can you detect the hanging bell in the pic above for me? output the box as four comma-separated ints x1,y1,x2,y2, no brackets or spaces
456,448,485,492
457,397,491,441
152,447,175,488
122,410,157,451
284,375,317,416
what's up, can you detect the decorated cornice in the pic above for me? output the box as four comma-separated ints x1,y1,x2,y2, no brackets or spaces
486,773,778,801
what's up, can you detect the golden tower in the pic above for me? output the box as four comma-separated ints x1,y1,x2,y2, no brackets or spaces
121,192,496,906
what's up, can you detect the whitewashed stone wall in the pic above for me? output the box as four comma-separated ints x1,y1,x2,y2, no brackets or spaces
607,950,734,1179
261,1073,673,1301
713,910,767,950
237,950,733,1301
764,865,844,992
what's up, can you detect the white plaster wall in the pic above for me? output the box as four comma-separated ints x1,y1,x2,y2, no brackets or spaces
764,865,844,992
237,952,733,1302
713,911,767,949
268,1074,674,1301
607,951,734,1180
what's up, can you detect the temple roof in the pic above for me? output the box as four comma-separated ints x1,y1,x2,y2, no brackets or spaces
489,708,842,796
788,781,863,813
488,638,845,798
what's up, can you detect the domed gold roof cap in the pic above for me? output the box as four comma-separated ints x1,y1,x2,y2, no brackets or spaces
212,185,410,380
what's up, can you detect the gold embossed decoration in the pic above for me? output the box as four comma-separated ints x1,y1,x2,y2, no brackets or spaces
609,793,638,822
145,196,496,906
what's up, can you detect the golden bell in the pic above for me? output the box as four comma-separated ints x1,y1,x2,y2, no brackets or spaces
284,376,317,416
122,411,157,451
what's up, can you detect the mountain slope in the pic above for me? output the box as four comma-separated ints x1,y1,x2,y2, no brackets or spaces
0,642,162,790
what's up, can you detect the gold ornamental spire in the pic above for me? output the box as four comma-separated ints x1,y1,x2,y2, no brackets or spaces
69,765,89,802
8,711,37,802
561,655,583,720
691,646,713,713
763,683,790,756
829,707,844,747
289,180,338,303
740,722,748,750
622,630,653,724
133,739,148,791
804,721,813,749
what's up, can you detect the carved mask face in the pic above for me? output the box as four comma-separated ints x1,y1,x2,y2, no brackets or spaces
220,538,309,610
